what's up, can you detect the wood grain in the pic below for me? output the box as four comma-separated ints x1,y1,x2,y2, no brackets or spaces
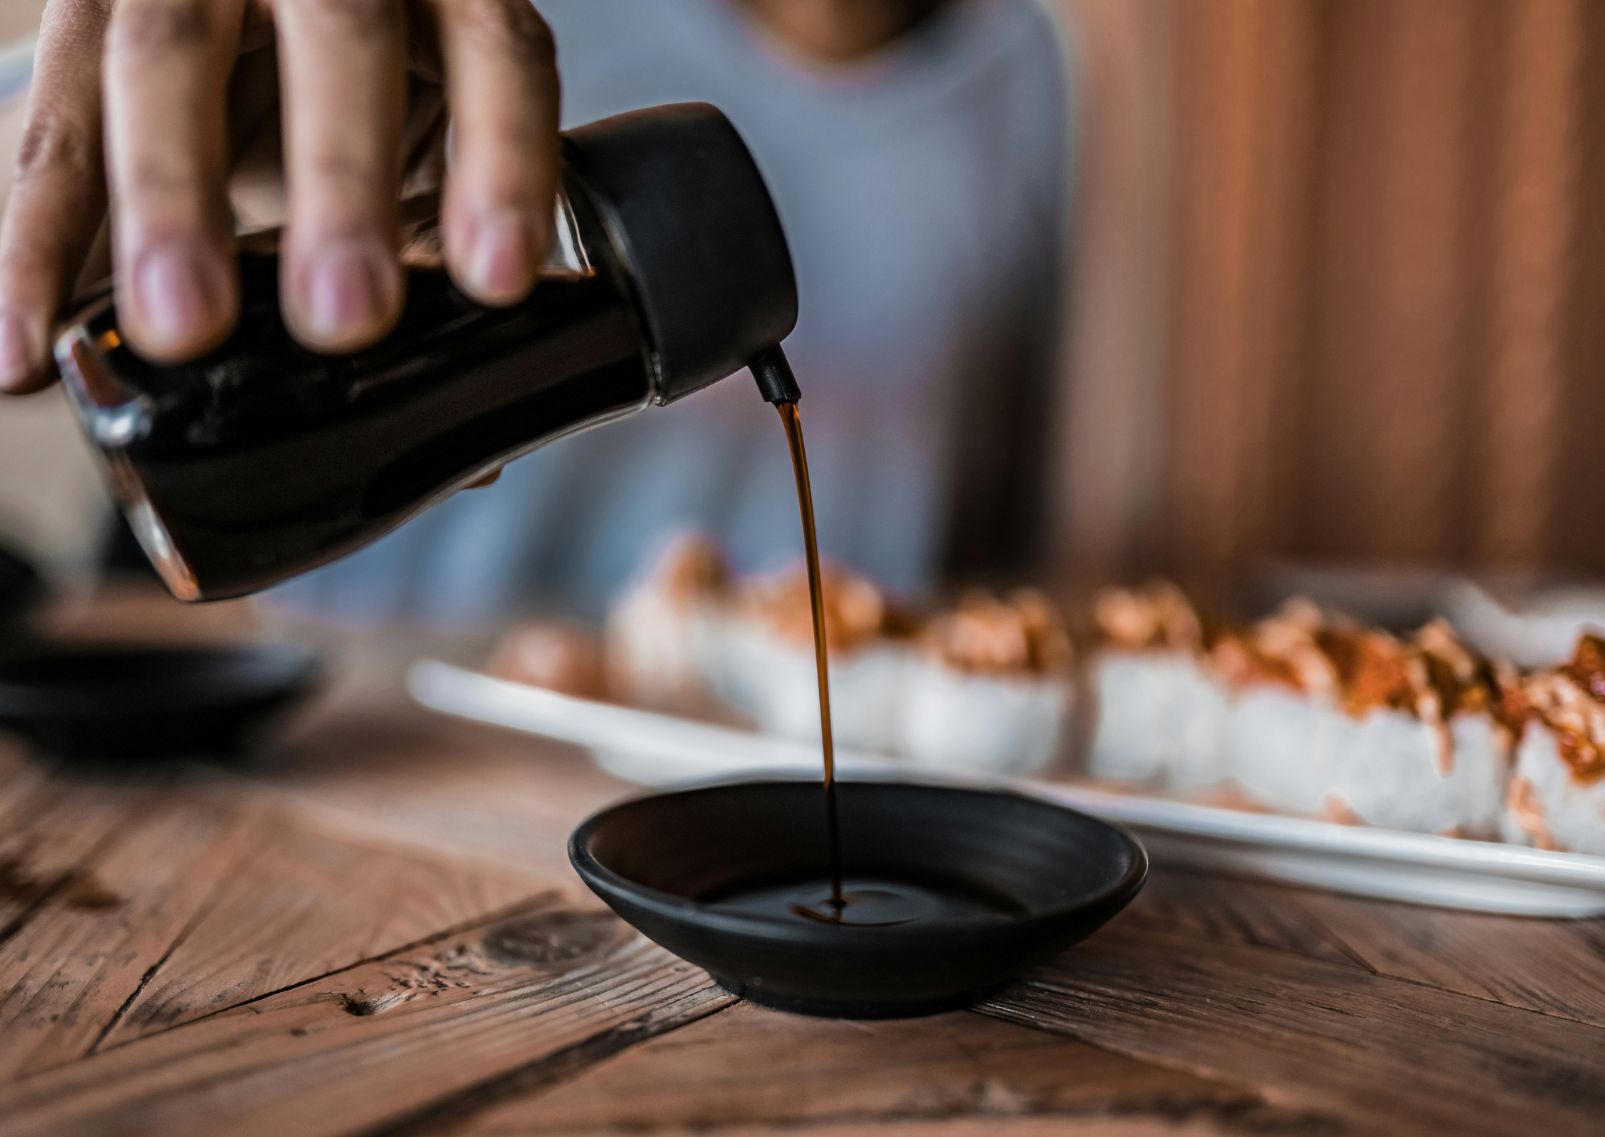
1553,2,1605,568
455,1000,1338,1137
982,923,1605,1137
1293,889,1605,1029
1054,0,1171,584
94,811,551,1049
1119,867,1362,968
241,704,629,878
1055,0,1605,579
1474,0,1582,564
6,591,1605,1136
1366,0,1472,559
0,899,735,1137
0,787,259,1082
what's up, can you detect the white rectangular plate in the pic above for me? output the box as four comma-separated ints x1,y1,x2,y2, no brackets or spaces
408,659,1605,918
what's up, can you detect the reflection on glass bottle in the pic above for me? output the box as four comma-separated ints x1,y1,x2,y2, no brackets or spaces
57,103,801,603
60,189,655,601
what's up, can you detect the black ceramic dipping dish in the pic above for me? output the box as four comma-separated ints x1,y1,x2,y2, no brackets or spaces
0,643,322,760
570,780,1147,1019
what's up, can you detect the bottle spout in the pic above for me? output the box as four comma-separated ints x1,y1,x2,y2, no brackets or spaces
751,346,801,404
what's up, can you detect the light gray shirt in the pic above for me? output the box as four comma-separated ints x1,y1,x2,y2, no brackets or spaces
275,0,1069,623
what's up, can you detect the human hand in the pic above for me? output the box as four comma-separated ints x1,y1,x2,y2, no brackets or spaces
0,0,561,393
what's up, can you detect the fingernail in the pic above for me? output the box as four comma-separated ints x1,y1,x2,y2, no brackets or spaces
134,245,217,349
304,243,389,345
467,212,537,304
0,313,35,391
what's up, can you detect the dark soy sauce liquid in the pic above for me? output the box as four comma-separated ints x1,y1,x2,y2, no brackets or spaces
711,876,1025,928
764,401,1022,931
776,400,845,919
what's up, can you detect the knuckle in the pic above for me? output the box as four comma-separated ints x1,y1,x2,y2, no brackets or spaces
0,238,62,287
127,155,187,196
44,0,114,35
13,114,96,185
306,150,378,197
121,154,209,216
293,0,394,35
106,0,215,60
448,0,556,67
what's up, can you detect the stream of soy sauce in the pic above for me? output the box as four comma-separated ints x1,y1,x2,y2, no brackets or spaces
775,401,845,919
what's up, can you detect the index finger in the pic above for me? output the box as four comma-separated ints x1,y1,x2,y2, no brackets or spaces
0,0,112,392
103,0,247,363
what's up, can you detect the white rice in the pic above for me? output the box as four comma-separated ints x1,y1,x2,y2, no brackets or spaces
714,620,911,755
897,663,1072,776
1502,722,1605,855
1084,650,1228,790
1224,685,1339,815
1326,710,1509,837
604,586,717,710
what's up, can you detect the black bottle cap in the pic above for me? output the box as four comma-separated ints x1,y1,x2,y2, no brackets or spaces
564,104,799,405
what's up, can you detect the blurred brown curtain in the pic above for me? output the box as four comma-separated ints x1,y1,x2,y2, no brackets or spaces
1053,0,1605,589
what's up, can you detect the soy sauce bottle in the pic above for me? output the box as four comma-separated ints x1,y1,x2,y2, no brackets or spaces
57,104,798,601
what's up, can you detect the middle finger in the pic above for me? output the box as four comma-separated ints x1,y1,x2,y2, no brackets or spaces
273,0,407,352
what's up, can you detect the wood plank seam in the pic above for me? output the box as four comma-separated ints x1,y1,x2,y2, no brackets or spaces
86,890,571,1058
1288,891,1605,1026
361,988,739,1137
953,1006,1356,1137
1266,899,1381,977
82,821,265,1058
977,924,1605,1137
1124,868,1382,974
1319,943,1605,1030
1048,922,1605,1038
0,899,664,1130
0,901,712,1135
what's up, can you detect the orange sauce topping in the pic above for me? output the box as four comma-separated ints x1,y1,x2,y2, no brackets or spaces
1522,634,1605,783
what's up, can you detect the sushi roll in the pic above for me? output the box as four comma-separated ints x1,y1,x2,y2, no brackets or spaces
1083,582,1230,791
603,533,731,711
896,590,1075,776
487,621,607,700
1318,620,1517,837
1212,601,1343,814
714,561,915,754
1218,607,1518,835
1503,634,1605,854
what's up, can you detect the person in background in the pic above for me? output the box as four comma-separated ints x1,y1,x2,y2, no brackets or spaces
0,0,1068,622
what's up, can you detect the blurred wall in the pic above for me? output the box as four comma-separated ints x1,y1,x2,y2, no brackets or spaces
0,2,43,44
0,3,108,576
1055,0,1605,589
6,1,1603,593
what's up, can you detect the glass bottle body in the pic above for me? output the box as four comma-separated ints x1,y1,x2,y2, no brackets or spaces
58,193,655,601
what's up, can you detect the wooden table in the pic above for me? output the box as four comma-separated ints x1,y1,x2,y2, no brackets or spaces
0,590,1602,1137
